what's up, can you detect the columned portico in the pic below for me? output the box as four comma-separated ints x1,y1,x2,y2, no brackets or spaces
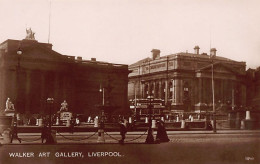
128,48,247,113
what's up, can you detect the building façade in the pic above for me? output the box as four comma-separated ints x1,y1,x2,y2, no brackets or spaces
128,46,247,113
0,38,129,117
246,67,260,110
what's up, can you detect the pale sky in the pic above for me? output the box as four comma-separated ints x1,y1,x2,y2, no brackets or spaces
0,0,260,69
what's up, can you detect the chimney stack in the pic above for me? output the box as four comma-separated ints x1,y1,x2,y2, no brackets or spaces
151,49,160,60
194,46,200,55
77,56,82,62
210,48,217,57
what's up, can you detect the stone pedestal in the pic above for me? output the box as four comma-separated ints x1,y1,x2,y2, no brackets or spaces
2,129,11,144
152,120,156,128
0,116,13,134
181,120,186,129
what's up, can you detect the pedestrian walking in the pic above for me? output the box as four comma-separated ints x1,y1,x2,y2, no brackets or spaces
119,120,127,144
10,120,21,143
156,120,170,143
41,124,48,143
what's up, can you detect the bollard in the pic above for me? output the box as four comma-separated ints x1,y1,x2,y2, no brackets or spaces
56,117,59,125
176,116,179,122
76,118,80,125
38,118,43,127
97,129,105,143
181,120,186,129
152,120,156,129
145,117,148,123
240,120,245,129
129,117,132,124
66,119,71,127
94,117,99,127
88,116,91,123
245,111,251,120
191,116,194,122
2,129,11,144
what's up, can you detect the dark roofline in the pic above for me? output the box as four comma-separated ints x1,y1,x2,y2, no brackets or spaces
130,51,246,66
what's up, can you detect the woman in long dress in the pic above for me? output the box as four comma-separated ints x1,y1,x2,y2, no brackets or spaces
156,120,170,142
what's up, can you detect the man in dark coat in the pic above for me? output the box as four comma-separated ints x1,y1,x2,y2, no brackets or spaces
156,120,170,143
119,120,127,144
10,121,21,143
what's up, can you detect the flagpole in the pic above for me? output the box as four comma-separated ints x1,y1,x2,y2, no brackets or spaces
48,0,52,43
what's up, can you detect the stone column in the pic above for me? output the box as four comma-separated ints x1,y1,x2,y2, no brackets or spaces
10,70,17,101
38,71,46,115
165,80,168,104
158,80,162,99
25,71,31,114
0,70,5,110
172,79,175,104
241,84,246,106
141,82,144,99
198,78,202,104
220,79,224,102
231,81,235,110
152,81,156,97
54,73,59,98
175,79,182,105
54,73,60,112
147,82,150,97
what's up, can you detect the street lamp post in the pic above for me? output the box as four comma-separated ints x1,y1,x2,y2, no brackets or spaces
145,95,154,144
211,62,217,133
99,84,105,106
15,46,22,114
46,98,55,144
17,47,22,69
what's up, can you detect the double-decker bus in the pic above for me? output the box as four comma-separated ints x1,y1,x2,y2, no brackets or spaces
129,98,165,121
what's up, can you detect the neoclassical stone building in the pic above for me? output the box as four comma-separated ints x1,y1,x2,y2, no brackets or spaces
128,46,247,112
0,37,129,116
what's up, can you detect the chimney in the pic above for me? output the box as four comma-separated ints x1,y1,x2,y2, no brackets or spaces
151,49,160,60
77,56,82,62
194,46,200,55
210,48,217,57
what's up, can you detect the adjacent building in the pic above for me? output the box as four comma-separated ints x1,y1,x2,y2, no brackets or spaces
128,46,247,112
0,37,129,117
246,67,260,110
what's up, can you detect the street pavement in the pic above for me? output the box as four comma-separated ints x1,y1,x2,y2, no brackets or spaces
0,130,260,164
0,130,260,144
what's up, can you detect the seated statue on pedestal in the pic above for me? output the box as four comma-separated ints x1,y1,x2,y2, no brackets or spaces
60,100,68,112
5,98,15,112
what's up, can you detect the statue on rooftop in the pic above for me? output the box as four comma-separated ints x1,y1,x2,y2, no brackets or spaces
25,28,35,40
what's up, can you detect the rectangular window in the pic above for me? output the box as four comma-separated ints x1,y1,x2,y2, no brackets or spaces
183,62,191,66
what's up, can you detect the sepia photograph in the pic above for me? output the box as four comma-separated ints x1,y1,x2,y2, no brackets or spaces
0,0,260,163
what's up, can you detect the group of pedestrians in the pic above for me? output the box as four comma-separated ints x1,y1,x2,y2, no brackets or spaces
118,119,169,144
